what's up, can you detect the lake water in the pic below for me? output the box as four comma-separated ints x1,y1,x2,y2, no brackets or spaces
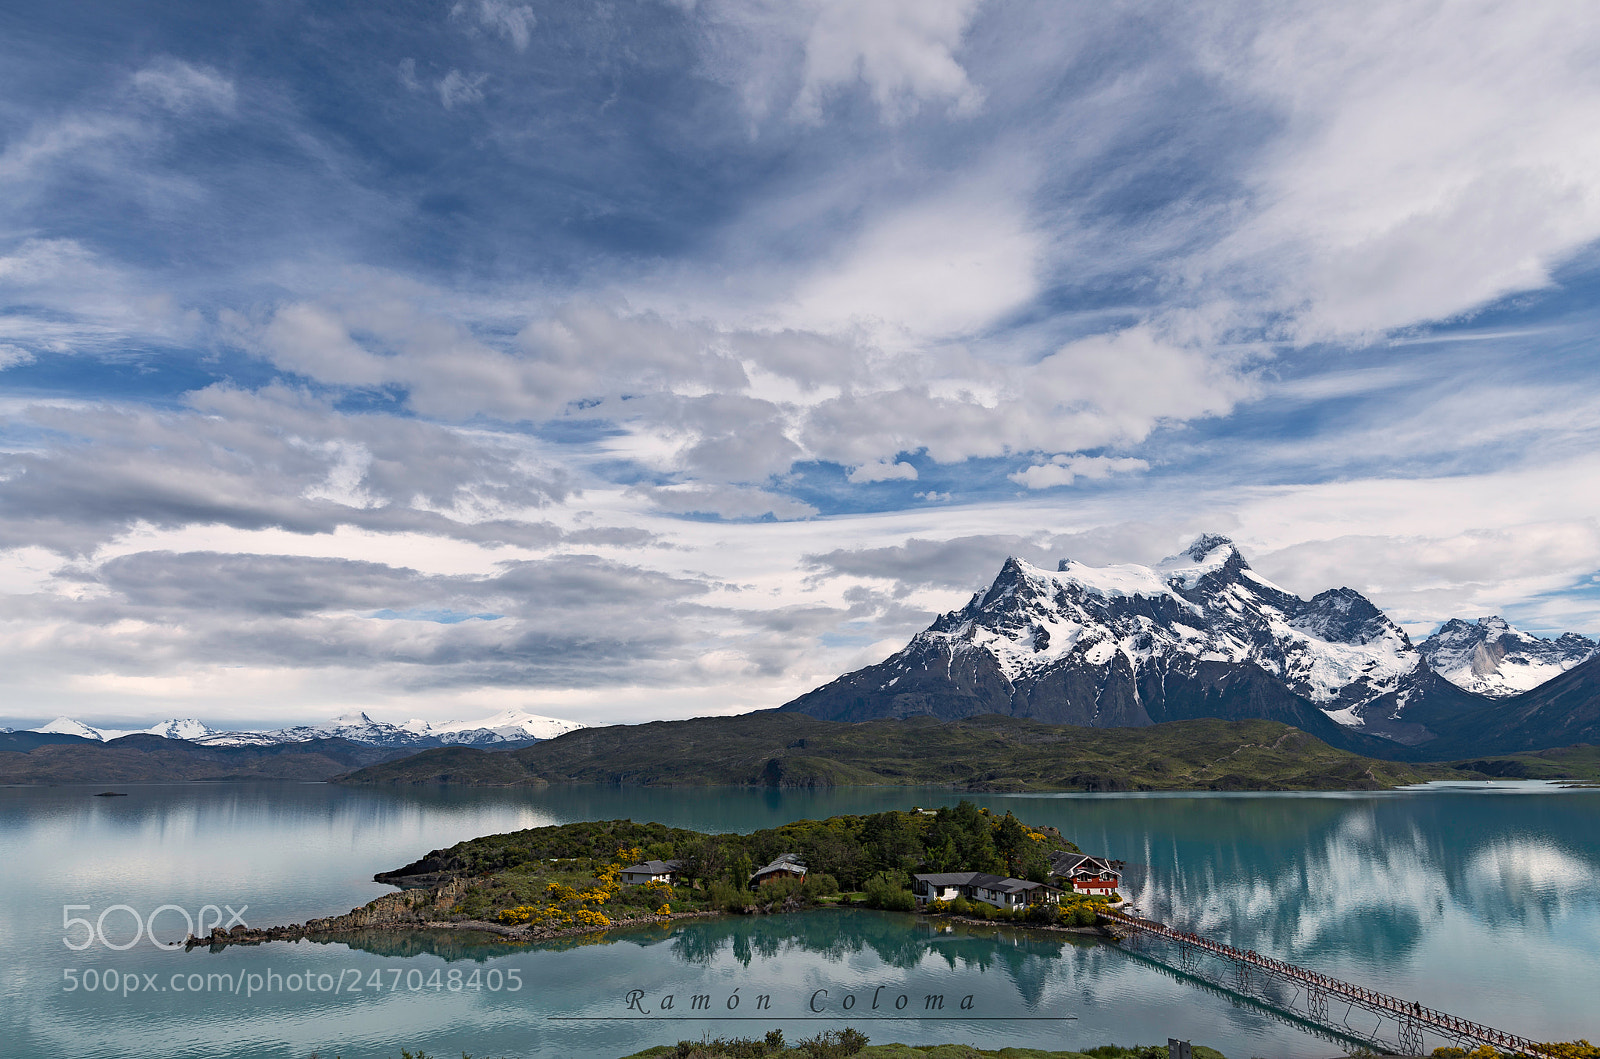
1,781,1596,1059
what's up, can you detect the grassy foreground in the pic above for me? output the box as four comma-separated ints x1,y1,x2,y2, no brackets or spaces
337,713,1460,791
621,1037,1226,1059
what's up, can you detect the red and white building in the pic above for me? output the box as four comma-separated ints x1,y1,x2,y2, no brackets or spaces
1049,852,1123,894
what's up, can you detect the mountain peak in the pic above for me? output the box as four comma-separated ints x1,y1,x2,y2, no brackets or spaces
1157,534,1248,591
1419,616,1597,698
1184,533,1236,561
33,716,105,740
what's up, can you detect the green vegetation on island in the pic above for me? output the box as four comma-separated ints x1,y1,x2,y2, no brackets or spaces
336,713,1464,791
217,803,1110,948
369,802,1100,932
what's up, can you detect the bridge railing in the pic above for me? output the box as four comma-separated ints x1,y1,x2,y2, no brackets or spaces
1099,909,1558,1059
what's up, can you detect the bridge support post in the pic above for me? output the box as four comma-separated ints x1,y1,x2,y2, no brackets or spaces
1396,1017,1424,1056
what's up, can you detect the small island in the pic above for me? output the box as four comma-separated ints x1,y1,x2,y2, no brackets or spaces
192,802,1122,948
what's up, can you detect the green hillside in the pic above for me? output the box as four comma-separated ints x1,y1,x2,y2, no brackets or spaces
337,712,1460,791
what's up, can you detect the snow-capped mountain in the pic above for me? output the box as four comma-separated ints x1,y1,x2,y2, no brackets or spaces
781,535,1484,748
31,717,114,740
195,709,586,748
1419,617,1596,698
21,709,585,749
29,717,226,742
25,717,224,741
402,709,587,745
139,718,223,741
243,711,443,748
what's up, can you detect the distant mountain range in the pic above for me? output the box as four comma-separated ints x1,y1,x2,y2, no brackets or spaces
779,535,1600,760
0,732,416,783
8,708,585,750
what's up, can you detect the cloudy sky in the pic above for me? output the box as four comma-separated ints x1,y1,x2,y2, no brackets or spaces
3,0,1600,729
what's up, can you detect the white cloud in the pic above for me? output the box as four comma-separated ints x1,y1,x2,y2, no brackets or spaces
130,60,237,115
781,178,1041,343
847,459,918,483
248,303,391,387
0,113,137,182
0,239,194,352
452,0,537,51
1191,0,1600,340
438,70,488,109
631,482,818,520
398,58,423,93
800,326,1255,468
792,0,985,124
1009,454,1149,490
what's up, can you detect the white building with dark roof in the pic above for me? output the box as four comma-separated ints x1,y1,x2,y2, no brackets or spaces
619,859,682,885
911,871,1060,909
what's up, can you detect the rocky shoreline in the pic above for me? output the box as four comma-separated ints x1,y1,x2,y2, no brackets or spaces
183,878,724,951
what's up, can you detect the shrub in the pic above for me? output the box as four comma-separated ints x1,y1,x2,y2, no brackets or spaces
656,904,671,915
1025,902,1060,924
802,872,840,898
496,905,539,925
707,882,758,913
796,1027,868,1058
861,872,915,912
948,896,973,916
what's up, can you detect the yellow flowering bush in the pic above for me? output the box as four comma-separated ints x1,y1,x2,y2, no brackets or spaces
571,909,610,927
655,904,671,916
498,903,576,928
497,905,540,925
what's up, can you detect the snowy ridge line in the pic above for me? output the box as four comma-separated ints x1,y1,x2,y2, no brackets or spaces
914,536,1419,716
18,709,586,749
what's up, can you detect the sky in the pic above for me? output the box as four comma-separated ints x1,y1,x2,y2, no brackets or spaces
3,0,1600,730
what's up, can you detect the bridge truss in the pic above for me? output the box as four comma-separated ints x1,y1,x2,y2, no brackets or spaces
1100,908,1557,1058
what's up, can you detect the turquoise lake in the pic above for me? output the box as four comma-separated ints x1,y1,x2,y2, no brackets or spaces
1,781,1596,1059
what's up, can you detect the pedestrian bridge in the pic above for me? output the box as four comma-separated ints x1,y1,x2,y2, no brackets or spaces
1100,907,1557,1058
